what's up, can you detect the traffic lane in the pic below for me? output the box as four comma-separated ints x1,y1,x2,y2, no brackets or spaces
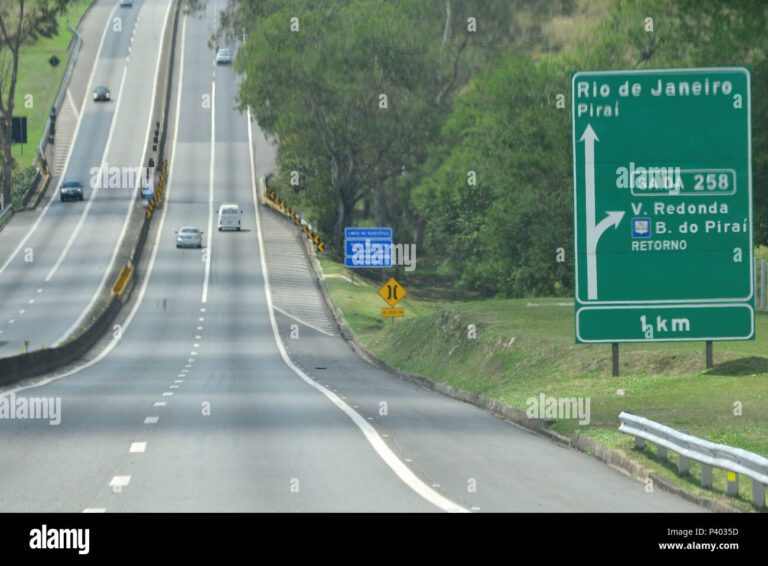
100,136,436,511
0,1,138,351
173,8,214,145
275,316,706,512
97,0,141,62
212,64,248,144
0,111,116,353
65,0,117,107
0,351,189,512
0,53,140,351
48,0,176,346
0,136,211,512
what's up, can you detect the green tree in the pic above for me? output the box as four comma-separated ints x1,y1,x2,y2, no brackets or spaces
0,0,71,210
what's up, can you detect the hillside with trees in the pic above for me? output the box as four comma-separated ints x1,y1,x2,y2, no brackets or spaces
226,0,767,298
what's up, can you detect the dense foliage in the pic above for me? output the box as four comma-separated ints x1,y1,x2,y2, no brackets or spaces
229,0,768,297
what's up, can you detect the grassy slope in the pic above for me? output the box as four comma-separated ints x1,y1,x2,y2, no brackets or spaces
320,256,768,510
12,0,92,165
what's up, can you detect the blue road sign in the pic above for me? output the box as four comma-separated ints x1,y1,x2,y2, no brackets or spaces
344,227,393,268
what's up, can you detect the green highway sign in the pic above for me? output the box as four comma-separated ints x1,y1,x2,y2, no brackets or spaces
572,68,754,343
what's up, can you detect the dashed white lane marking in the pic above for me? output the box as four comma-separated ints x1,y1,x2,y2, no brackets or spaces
169,385,179,389
195,335,202,339
198,317,204,322
154,401,167,407
37,288,43,293
196,326,203,330
162,392,173,397
143,417,159,424
185,364,192,368
110,476,131,488
471,506,481,511
177,374,185,378
200,308,206,312
190,352,197,356
187,358,195,363
18,309,25,315
82,508,106,513
28,299,34,305
174,380,183,383
129,442,146,453
273,305,336,337
193,343,200,348
8,319,14,324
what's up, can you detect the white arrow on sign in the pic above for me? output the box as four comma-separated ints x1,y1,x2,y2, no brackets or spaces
580,124,625,300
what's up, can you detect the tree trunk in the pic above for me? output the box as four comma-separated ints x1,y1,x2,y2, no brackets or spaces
1,121,12,210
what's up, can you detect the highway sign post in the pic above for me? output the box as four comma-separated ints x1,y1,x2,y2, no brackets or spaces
572,68,754,368
345,227,393,268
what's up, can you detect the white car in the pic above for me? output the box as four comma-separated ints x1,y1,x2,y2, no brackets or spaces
176,227,203,248
217,203,241,231
215,48,233,65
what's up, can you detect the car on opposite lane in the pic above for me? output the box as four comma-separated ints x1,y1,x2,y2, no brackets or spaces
176,227,203,248
92,86,111,102
119,0,133,7
59,180,84,202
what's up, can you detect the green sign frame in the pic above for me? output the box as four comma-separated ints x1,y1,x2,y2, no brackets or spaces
572,67,754,343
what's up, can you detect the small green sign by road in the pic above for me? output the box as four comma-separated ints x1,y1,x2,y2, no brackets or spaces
572,68,754,343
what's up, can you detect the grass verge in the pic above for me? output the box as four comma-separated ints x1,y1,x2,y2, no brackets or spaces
12,0,92,165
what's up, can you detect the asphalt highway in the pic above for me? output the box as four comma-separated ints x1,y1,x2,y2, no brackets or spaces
0,1,705,512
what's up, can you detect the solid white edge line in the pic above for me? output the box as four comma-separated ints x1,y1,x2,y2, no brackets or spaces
246,107,467,514
0,3,119,278
44,66,129,284
54,0,175,346
202,81,215,304
272,305,336,337
0,16,189,399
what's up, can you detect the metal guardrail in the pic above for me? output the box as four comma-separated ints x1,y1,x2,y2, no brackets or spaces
619,412,768,508
38,23,83,160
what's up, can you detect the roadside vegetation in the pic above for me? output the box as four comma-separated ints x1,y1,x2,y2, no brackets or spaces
228,0,768,298
10,0,91,164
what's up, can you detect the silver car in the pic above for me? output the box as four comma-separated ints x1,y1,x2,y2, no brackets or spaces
176,227,203,248
215,48,233,64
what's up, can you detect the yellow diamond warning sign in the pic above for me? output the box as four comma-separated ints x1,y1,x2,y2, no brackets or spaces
378,278,407,307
